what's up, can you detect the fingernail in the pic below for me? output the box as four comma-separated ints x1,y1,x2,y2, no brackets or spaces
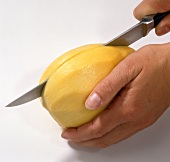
85,92,102,110
157,26,170,35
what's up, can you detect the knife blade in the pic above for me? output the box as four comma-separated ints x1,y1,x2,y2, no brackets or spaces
6,11,169,107
104,11,170,46
6,80,47,107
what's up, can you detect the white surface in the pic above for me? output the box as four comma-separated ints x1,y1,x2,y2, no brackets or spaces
0,0,170,162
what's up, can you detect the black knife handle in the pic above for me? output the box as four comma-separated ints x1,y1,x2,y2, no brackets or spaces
154,11,170,27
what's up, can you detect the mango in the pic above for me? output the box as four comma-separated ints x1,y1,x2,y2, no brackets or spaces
40,44,134,128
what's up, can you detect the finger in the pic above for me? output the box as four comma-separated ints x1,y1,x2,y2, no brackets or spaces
85,52,143,110
156,14,170,36
74,122,138,148
62,100,127,142
133,0,170,20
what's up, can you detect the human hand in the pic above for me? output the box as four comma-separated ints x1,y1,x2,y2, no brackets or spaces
133,0,170,36
61,43,170,148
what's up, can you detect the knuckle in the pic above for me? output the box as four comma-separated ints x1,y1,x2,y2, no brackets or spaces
122,107,140,122
141,44,158,54
119,61,138,85
92,138,111,148
96,142,110,148
133,8,139,19
121,63,132,76
140,44,151,53
100,79,114,96
165,15,170,26
91,123,105,138
138,117,155,129
93,128,105,138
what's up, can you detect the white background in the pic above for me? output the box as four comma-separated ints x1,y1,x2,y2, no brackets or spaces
0,0,170,162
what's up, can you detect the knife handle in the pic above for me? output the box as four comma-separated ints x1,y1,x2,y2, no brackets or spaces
153,11,170,27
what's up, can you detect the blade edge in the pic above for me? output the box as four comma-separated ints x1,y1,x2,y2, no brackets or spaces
6,80,47,107
104,22,144,46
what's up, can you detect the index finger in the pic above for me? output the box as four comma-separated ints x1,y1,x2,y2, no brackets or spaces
134,0,170,20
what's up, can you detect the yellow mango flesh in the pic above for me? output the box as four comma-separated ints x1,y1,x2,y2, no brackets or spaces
40,44,134,128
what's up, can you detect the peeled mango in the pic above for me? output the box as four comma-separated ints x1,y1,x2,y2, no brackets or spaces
40,44,134,128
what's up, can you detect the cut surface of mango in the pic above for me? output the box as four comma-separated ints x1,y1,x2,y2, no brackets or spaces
40,44,134,128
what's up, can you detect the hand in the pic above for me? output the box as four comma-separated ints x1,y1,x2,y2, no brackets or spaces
61,43,170,148
133,0,170,36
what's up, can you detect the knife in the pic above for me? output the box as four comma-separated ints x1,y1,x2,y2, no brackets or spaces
6,11,170,107
6,80,47,107
104,11,170,46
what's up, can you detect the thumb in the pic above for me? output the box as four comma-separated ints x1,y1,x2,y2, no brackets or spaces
85,52,143,110
156,14,170,36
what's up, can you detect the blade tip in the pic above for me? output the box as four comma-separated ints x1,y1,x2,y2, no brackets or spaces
5,103,13,107
5,101,18,107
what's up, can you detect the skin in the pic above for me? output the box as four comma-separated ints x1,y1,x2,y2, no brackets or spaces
61,0,170,148
133,0,170,36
